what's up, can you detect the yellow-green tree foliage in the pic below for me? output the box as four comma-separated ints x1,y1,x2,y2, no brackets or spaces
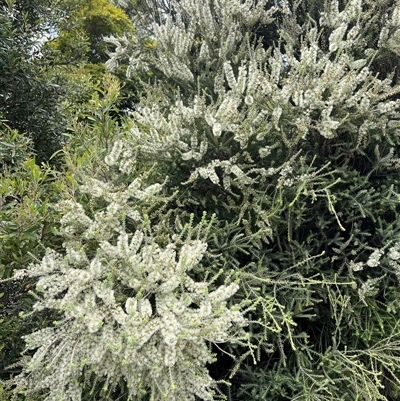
49,0,135,64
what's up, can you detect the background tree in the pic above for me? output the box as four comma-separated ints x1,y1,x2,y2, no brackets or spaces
0,0,66,162
0,0,136,163
45,0,138,117
47,0,135,64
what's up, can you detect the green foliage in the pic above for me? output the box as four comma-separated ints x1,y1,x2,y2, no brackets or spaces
43,0,139,120
0,130,61,279
0,123,65,391
0,0,133,163
0,1,66,162
0,124,32,170
48,0,135,64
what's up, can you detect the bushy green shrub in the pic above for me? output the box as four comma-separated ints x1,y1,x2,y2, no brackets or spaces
0,124,61,398
11,0,400,400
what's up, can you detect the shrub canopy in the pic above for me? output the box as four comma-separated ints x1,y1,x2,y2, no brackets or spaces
9,0,400,400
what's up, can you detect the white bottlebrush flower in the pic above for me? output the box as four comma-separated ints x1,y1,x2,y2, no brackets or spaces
208,282,240,304
88,257,105,278
80,178,111,198
272,106,283,129
253,109,268,127
389,3,400,27
349,260,364,272
125,297,138,315
259,146,272,158
104,140,124,166
367,249,383,267
199,40,210,61
200,166,220,185
350,58,367,70
86,310,105,333
378,26,390,48
346,24,360,41
389,249,400,260
224,61,237,89
244,94,254,105
177,240,208,272
389,243,400,260
212,122,222,137
329,23,348,52
138,298,153,318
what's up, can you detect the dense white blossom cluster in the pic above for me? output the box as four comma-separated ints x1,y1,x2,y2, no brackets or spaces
13,178,247,400
364,242,400,283
354,243,400,307
11,161,248,400
105,0,400,179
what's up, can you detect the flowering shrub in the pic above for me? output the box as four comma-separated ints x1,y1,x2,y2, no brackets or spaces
12,177,248,400
12,0,400,400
